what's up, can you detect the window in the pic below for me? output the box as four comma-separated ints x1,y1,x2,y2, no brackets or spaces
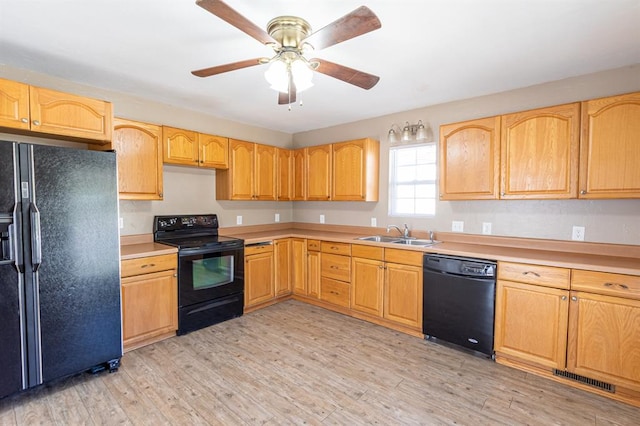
388,143,437,216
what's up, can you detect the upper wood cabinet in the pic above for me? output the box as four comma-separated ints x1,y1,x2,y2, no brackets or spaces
579,92,640,199
162,126,198,166
501,103,580,199
306,144,332,200
0,78,30,131
332,138,379,201
198,133,229,169
163,126,228,169
292,148,307,201
440,104,580,200
0,78,112,144
439,117,501,200
216,139,276,200
112,118,163,200
276,148,293,201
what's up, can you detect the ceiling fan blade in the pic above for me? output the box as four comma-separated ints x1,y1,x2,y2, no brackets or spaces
191,58,264,77
278,73,297,105
302,6,381,51
196,0,277,45
310,58,380,90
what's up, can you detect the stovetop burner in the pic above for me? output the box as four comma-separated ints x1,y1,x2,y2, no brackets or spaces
153,214,243,251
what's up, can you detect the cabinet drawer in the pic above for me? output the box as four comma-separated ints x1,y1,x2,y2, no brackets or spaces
121,254,176,278
307,239,321,251
498,262,570,289
321,241,351,256
321,253,351,282
245,243,274,256
572,270,640,300
384,248,423,267
352,244,383,261
320,277,350,308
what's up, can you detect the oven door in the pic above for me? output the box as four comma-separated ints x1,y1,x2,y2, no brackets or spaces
178,247,244,308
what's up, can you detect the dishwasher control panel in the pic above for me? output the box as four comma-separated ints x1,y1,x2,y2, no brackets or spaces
424,254,496,278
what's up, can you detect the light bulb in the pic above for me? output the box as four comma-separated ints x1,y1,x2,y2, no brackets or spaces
415,120,427,141
401,122,411,142
291,60,313,92
264,61,289,93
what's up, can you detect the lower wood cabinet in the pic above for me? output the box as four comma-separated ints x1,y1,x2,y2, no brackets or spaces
291,238,307,295
274,238,292,296
121,254,177,352
495,261,640,406
244,244,275,309
351,245,423,332
306,240,321,298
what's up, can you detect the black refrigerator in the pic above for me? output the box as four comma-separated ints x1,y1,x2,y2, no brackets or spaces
0,141,122,399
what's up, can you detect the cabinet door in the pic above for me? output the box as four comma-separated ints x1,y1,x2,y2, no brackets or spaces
494,280,569,369
277,148,293,201
306,144,332,200
255,143,276,200
384,263,422,329
121,269,177,350
29,86,112,143
228,139,255,200
351,257,384,316
307,250,321,298
292,148,307,200
198,133,229,169
291,238,307,295
439,117,500,200
0,78,30,130
567,291,640,391
112,118,163,200
501,103,580,199
332,139,366,201
274,239,292,296
245,252,275,307
579,92,640,199
163,126,199,166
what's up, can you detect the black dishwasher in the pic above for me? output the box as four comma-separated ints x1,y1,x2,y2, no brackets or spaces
423,254,497,357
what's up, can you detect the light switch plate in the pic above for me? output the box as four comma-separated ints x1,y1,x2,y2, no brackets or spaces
275,213,280,223
371,217,377,227
320,214,325,224
236,215,243,225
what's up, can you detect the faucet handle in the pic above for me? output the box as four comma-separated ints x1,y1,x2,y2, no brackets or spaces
429,230,434,242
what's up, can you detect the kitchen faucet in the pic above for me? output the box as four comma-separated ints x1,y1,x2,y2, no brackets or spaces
387,224,411,238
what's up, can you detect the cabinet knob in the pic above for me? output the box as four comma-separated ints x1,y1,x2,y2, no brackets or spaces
501,192,506,196
571,296,578,302
561,295,567,301
580,190,586,195
21,118,29,123
159,192,163,197
32,120,40,126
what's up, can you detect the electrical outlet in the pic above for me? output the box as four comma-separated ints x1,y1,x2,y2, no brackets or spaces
482,222,492,235
319,214,325,224
371,217,377,227
452,221,464,232
275,213,280,223
572,226,585,241
118,217,124,229
236,215,243,225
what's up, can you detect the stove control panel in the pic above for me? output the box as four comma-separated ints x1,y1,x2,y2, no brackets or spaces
154,214,218,232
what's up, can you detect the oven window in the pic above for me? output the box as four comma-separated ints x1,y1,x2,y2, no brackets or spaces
192,255,234,290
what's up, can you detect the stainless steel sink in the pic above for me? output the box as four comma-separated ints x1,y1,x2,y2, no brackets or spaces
392,239,440,247
356,235,403,243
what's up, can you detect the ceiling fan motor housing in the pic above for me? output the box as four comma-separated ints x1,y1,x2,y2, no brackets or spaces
267,16,312,50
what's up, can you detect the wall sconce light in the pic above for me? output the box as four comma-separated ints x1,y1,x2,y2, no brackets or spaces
388,120,432,144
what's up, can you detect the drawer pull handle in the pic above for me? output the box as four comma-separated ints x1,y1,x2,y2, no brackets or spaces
604,282,629,290
330,290,339,295
331,247,339,250
141,263,156,268
330,266,338,269
523,271,541,277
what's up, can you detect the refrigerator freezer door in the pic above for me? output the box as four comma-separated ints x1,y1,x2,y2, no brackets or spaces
0,141,26,399
28,145,122,383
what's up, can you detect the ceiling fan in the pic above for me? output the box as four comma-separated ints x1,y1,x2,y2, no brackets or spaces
191,0,382,106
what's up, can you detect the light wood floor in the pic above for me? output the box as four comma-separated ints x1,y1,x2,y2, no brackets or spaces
1,300,639,425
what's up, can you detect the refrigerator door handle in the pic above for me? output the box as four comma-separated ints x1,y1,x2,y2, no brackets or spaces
29,202,42,272
12,202,24,272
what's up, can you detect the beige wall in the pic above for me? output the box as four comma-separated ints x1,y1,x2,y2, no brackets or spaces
2,64,639,245
293,65,640,245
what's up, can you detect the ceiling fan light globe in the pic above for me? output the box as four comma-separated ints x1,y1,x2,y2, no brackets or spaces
291,60,314,93
265,60,289,92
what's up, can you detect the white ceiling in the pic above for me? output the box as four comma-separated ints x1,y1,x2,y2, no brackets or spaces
1,0,639,134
